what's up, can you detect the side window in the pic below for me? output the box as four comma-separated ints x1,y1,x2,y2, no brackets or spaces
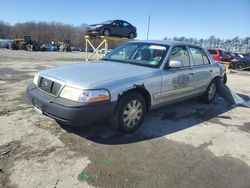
169,46,190,67
123,22,130,27
190,47,210,65
112,21,121,27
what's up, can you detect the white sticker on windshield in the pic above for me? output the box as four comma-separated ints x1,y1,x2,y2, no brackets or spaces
149,45,166,50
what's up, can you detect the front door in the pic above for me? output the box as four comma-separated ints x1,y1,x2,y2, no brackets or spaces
160,46,195,103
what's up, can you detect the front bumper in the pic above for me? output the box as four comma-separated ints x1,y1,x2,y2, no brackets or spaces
86,29,101,36
26,83,116,126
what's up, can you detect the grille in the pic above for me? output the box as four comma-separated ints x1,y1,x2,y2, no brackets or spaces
38,77,62,96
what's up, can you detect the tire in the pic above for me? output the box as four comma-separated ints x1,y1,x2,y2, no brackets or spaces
221,74,227,84
129,32,135,39
200,79,217,104
111,92,146,133
234,62,246,69
103,29,110,37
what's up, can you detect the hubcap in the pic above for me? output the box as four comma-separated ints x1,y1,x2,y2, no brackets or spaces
208,83,216,101
123,100,142,128
236,63,244,69
104,30,110,36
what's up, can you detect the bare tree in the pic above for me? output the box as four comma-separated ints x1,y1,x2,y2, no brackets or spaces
0,21,87,47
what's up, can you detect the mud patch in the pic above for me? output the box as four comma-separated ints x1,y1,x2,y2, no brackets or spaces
0,141,20,188
239,122,250,133
56,58,83,62
0,67,33,83
34,65,50,71
59,133,250,188
208,118,233,127
161,108,218,121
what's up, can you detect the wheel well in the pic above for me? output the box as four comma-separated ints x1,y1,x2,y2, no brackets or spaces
102,28,110,34
235,61,246,66
129,32,135,38
117,87,151,111
213,76,221,83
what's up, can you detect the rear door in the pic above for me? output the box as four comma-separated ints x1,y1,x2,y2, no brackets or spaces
110,20,123,36
121,21,131,37
188,46,213,93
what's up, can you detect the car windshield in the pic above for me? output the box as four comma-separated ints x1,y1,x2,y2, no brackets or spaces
102,42,169,68
101,20,114,24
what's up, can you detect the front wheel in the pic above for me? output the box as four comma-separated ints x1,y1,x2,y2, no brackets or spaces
200,80,217,104
111,92,146,133
103,29,110,37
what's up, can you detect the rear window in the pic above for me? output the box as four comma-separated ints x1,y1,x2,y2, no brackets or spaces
208,49,217,55
190,47,210,65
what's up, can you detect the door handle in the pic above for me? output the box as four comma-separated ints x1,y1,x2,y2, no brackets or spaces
209,70,213,73
189,72,195,76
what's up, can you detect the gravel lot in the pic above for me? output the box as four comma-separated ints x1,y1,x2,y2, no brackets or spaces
0,49,250,188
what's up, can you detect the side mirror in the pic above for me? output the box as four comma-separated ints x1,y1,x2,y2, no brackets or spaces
168,60,183,68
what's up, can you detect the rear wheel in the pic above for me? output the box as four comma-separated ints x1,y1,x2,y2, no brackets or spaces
129,32,135,39
234,62,245,69
200,79,217,104
111,92,146,133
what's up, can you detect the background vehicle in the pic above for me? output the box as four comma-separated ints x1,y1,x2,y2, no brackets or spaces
223,52,235,62
60,40,71,52
41,43,59,52
230,55,250,69
10,35,41,51
87,20,137,39
232,52,244,59
0,39,12,48
207,48,224,61
71,47,82,52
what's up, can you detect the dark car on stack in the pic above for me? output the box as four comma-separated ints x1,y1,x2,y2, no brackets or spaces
87,20,137,39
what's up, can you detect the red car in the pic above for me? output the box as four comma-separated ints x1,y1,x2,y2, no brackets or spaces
207,49,224,61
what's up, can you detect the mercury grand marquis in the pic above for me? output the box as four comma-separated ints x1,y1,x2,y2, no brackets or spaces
26,40,226,132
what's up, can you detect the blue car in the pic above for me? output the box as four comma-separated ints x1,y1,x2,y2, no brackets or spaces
0,39,12,49
230,53,250,69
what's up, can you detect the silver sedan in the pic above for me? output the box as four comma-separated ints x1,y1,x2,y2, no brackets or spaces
26,40,226,132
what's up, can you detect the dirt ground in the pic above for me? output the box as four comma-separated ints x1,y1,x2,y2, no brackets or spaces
0,49,250,188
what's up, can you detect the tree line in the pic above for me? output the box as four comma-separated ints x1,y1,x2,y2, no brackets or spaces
164,36,250,53
0,20,249,52
0,21,87,47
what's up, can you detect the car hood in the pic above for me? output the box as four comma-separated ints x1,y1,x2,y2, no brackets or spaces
89,24,104,27
39,61,154,89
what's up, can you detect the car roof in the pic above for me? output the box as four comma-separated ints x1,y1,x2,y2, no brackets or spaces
129,40,201,47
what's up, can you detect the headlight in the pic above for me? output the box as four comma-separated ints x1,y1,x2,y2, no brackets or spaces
33,74,39,85
59,86,110,103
